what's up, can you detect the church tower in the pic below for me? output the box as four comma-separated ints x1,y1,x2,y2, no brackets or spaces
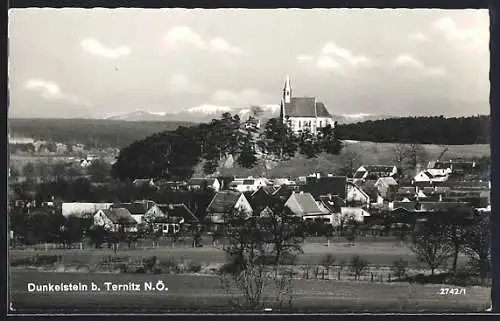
283,74,292,104
280,75,292,121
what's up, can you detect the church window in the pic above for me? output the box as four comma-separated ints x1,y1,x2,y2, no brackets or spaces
319,120,323,127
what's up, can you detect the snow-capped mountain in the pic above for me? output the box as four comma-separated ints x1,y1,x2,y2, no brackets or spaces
104,106,393,124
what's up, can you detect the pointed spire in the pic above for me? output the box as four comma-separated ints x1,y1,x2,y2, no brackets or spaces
283,74,291,104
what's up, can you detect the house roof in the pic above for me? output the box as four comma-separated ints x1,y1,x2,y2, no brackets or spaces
101,208,137,225
397,186,416,194
317,196,339,213
248,188,272,213
157,204,199,223
272,185,294,199
113,201,155,215
188,178,217,186
133,178,152,185
362,165,395,172
392,201,419,211
302,176,347,199
419,201,472,212
376,177,398,186
206,191,242,213
289,192,325,215
283,97,332,118
362,186,379,200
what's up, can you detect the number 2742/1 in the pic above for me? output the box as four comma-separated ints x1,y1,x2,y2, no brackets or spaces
439,288,466,295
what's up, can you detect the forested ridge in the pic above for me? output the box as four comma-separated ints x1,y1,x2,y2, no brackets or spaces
335,115,489,145
9,118,195,148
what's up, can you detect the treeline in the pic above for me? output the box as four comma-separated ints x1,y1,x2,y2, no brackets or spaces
336,115,490,145
9,118,195,149
112,113,343,181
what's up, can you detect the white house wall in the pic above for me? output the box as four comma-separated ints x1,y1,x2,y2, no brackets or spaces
63,202,113,217
287,116,335,134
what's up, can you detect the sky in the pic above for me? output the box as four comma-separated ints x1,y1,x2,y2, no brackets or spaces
8,8,490,119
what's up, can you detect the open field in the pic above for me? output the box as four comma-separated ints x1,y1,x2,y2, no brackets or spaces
9,241,471,270
9,271,490,313
218,141,490,178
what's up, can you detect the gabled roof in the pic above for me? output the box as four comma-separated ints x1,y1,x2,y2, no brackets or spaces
206,191,242,213
101,208,137,225
376,177,398,186
362,165,395,172
302,176,347,199
272,185,294,199
157,204,199,223
288,192,325,215
392,201,419,211
419,201,472,212
284,97,332,118
133,178,153,185
113,201,156,215
248,188,272,213
188,178,218,186
362,186,380,200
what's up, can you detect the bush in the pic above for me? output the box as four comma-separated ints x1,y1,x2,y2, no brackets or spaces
159,257,179,273
34,255,59,266
188,262,202,273
321,254,336,268
349,255,369,280
391,258,409,279
143,256,158,272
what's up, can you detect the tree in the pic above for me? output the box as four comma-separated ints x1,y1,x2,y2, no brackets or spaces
405,143,427,171
260,118,298,160
392,143,409,173
298,128,321,159
22,162,36,182
318,125,343,155
219,208,304,309
409,218,454,276
237,133,258,168
87,159,111,182
52,162,68,181
349,255,369,281
321,253,336,278
36,162,51,182
339,150,361,178
463,211,491,284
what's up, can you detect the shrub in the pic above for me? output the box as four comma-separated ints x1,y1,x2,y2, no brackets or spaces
188,262,202,273
34,255,59,266
321,254,336,268
391,258,409,279
349,255,369,281
143,256,158,272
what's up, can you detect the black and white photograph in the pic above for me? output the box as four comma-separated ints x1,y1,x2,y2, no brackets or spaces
7,7,493,314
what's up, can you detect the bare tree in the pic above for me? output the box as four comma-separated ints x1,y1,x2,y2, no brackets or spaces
392,144,409,172
349,255,369,281
405,144,428,172
219,208,304,309
339,150,362,178
463,211,491,284
409,218,454,276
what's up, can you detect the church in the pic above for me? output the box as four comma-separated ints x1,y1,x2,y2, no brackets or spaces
279,75,335,135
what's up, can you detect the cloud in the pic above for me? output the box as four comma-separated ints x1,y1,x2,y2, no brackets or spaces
24,78,91,105
296,55,314,62
165,25,244,54
167,73,207,94
80,38,131,59
392,54,447,77
211,88,272,106
316,55,344,72
431,16,488,53
409,32,428,42
321,42,372,66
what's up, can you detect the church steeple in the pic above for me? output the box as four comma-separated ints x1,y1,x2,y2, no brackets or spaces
283,74,292,104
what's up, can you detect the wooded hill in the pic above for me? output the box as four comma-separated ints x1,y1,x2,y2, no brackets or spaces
335,115,489,145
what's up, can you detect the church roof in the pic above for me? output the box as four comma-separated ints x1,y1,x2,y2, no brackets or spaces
284,97,332,118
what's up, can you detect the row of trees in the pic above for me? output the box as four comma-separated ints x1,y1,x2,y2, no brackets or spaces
336,115,490,145
111,113,344,181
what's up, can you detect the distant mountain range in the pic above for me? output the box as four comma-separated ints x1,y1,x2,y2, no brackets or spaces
104,105,394,124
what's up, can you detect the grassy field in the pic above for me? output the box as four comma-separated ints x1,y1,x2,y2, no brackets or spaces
9,241,471,270
217,141,490,178
9,271,490,313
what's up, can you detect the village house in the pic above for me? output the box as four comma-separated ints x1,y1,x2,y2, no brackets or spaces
93,207,137,232
205,191,253,227
272,184,295,203
279,75,335,135
413,169,450,184
353,165,397,182
284,192,333,224
229,177,271,193
157,203,199,225
187,178,221,192
374,177,399,199
132,178,157,189
62,202,113,218
113,200,164,225
346,182,371,208
339,207,371,224
302,176,347,200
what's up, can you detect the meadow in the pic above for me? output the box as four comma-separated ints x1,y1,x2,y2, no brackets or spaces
10,270,490,313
